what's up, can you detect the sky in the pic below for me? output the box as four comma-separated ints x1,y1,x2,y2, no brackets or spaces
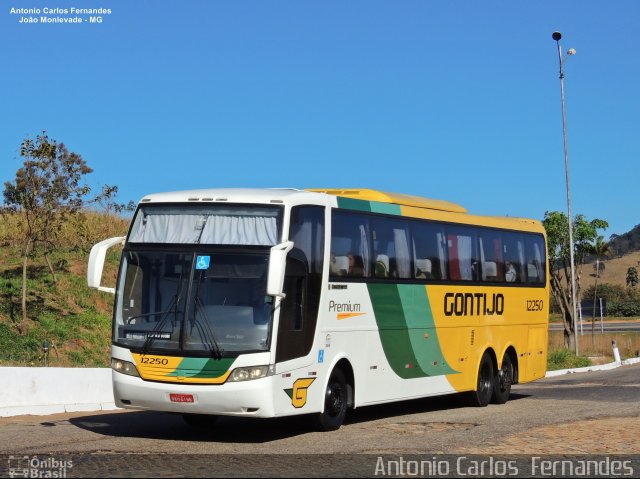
1,0,638,239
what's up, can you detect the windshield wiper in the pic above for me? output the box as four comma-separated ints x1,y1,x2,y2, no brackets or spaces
139,296,179,354
126,309,176,324
189,269,223,358
193,296,224,359
140,269,187,354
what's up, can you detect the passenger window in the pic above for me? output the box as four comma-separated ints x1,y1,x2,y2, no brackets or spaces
446,226,479,281
525,235,546,284
371,217,411,279
503,232,525,284
330,211,371,279
478,231,503,282
411,222,447,280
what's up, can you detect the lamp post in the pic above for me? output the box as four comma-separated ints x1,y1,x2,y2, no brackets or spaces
552,31,579,355
42,340,49,367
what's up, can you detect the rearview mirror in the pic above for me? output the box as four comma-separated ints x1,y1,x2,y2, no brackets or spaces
267,241,294,298
87,236,125,294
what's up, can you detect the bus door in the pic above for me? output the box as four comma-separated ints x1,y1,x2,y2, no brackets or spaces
274,206,325,366
273,206,325,413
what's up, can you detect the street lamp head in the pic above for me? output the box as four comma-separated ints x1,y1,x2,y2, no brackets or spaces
567,48,576,55
552,31,562,41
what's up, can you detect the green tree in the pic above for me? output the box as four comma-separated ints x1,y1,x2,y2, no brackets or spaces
627,267,639,288
3,133,115,331
543,211,608,349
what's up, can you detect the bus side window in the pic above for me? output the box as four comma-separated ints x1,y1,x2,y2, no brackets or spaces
371,217,411,279
446,226,479,282
410,221,447,281
503,232,526,284
330,211,371,279
478,231,503,282
525,235,546,284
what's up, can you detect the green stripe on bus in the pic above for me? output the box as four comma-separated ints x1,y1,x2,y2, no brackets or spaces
396,285,458,376
368,284,457,379
168,357,235,378
367,283,427,379
336,197,402,216
336,197,372,212
369,202,401,215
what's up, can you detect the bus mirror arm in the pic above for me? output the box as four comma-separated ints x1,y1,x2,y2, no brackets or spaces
87,236,125,294
267,241,294,298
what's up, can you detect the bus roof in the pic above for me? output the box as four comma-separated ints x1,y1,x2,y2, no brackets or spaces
308,188,544,233
307,188,468,213
137,188,542,234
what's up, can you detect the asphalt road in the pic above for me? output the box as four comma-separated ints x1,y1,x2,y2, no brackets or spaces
549,320,640,332
0,364,638,477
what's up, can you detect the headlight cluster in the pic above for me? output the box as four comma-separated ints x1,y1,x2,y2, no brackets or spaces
229,365,273,382
111,358,140,377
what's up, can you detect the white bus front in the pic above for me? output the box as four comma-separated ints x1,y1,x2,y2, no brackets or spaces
107,202,289,418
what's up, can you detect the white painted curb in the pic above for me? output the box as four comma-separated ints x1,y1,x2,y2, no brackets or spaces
0,367,117,418
545,356,640,377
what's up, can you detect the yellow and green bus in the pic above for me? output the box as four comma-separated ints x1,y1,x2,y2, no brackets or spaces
88,188,549,431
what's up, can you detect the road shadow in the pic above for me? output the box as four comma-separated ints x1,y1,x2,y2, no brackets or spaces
68,392,529,443
345,391,529,426
69,411,314,443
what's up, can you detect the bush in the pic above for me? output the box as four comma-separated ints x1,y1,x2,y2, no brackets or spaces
547,349,592,371
607,299,640,317
582,283,633,303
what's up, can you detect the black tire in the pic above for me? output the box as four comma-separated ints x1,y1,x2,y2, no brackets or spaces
182,413,218,429
316,368,348,431
467,352,494,407
492,353,514,405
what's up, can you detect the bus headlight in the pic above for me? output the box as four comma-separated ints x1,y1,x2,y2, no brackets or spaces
230,365,273,382
111,358,140,378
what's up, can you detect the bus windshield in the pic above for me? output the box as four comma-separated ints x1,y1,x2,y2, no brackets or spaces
114,249,273,355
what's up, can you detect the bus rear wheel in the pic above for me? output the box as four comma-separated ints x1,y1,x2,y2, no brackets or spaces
492,353,514,404
468,352,494,407
316,368,348,431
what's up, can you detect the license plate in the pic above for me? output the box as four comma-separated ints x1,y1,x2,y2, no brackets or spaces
169,393,194,403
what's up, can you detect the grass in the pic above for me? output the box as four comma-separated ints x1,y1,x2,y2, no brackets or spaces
0,210,129,366
547,349,592,370
547,330,640,370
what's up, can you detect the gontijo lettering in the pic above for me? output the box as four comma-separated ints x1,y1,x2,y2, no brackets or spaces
444,292,505,316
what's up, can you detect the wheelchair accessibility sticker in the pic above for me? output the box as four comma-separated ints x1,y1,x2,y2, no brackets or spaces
196,256,210,270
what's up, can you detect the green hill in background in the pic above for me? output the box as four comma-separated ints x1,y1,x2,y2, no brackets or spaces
0,211,129,366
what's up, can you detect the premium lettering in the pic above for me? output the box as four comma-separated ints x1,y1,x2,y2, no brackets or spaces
329,300,361,313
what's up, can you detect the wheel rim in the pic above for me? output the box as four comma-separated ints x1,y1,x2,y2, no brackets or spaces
499,359,513,392
325,380,344,418
478,361,492,397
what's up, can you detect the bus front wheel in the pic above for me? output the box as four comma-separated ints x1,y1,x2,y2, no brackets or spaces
468,352,494,407
316,368,348,431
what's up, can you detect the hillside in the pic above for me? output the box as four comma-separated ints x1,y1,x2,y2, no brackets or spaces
582,250,640,289
0,211,129,366
608,224,640,257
